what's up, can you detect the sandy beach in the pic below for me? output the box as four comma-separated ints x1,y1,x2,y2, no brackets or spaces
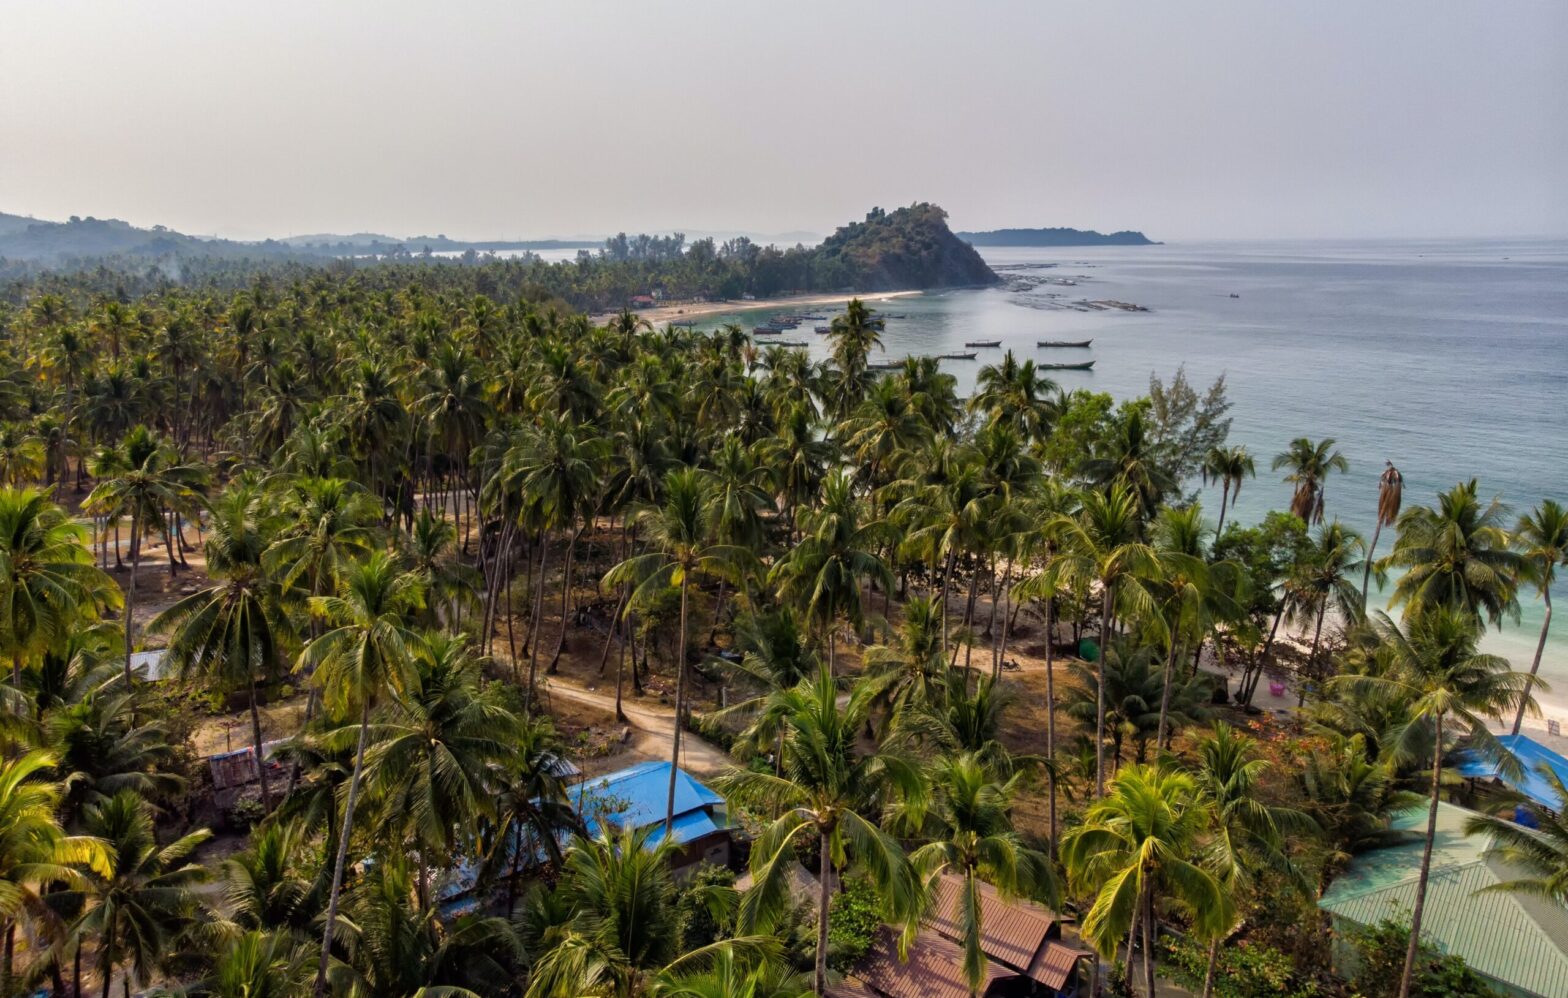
597,289,923,326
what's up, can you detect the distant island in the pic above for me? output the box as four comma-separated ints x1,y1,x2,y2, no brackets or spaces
0,202,995,307
957,226,1160,247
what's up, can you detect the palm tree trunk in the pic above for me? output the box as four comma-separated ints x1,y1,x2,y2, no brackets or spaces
1398,710,1443,998
613,608,629,724
1096,584,1111,799
600,584,629,676
1215,481,1230,537
123,512,140,688
664,577,690,835
1301,601,1327,707
1156,632,1179,749
815,828,833,996
248,678,274,814
547,521,580,673
990,559,1012,678
98,937,113,998
315,699,372,998
1513,584,1551,736
938,548,956,657
1361,519,1384,612
1201,937,1219,998
1142,887,1157,998
524,535,551,713
1044,596,1058,850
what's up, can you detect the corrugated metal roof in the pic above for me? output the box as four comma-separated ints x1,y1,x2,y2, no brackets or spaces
925,872,1059,979
1028,941,1093,991
573,761,725,841
1453,734,1568,810
849,927,1008,998
1319,801,1568,998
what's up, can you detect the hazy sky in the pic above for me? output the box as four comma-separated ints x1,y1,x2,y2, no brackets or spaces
4,1,1565,242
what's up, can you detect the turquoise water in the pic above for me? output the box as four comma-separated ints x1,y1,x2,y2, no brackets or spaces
700,239,1568,719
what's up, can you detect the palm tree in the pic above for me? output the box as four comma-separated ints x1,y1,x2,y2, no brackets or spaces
168,929,316,998
264,476,381,611
70,790,211,998
0,751,112,994
219,821,321,933
899,753,1058,996
825,299,882,418
708,608,819,772
151,484,294,814
1290,521,1367,700
861,596,949,734
358,632,520,908
294,551,424,997
1382,478,1523,627
771,472,891,675
84,428,205,684
1272,437,1348,524
1049,484,1156,796
969,351,1058,442
1201,445,1254,536
1060,764,1231,998
1464,768,1568,906
1331,608,1533,998
606,468,749,834
1361,461,1404,609
1511,499,1568,734
717,665,923,995
0,488,116,688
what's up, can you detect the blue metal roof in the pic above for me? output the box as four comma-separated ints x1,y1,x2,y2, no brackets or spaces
574,760,726,840
1452,734,1568,809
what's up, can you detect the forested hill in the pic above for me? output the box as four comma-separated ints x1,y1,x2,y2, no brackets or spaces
816,203,999,289
957,226,1159,247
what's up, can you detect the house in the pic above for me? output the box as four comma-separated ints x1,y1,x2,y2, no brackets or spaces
572,760,733,875
206,739,287,810
831,874,1092,998
1318,801,1568,998
629,294,656,308
1453,733,1568,817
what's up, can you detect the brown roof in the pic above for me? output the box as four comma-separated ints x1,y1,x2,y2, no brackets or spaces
847,927,1008,998
1028,941,1095,991
925,873,1060,978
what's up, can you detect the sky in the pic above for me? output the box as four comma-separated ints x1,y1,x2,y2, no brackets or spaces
3,1,1565,243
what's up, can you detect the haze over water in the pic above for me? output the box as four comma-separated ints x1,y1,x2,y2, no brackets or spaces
728,238,1568,722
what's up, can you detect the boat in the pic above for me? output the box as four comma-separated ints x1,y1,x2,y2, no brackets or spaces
868,360,906,371
1037,339,1093,348
938,352,977,361
772,340,809,348
753,326,784,335
814,326,831,334
1228,293,1240,299
880,313,906,319
1039,360,1096,371
963,340,1001,348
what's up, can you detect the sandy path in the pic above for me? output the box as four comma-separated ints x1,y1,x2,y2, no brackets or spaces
598,289,923,326
543,680,732,778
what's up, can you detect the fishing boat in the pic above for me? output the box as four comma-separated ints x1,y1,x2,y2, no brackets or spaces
1228,293,1240,299
868,360,906,371
963,340,1001,348
753,325,784,335
814,326,831,334
772,340,809,348
938,352,977,361
1039,360,1095,371
1037,339,1092,348
880,313,906,319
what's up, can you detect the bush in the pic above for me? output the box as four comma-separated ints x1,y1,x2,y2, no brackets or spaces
673,863,736,950
1346,920,1499,998
1161,935,1320,998
827,877,882,971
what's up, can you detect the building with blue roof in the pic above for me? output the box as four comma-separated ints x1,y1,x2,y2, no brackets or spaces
572,760,733,873
1453,733,1568,816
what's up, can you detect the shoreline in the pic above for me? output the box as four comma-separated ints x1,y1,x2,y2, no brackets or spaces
597,289,923,326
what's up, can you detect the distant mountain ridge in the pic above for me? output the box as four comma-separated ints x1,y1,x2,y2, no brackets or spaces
957,226,1159,247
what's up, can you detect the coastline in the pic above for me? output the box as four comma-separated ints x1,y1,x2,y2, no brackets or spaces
596,289,923,326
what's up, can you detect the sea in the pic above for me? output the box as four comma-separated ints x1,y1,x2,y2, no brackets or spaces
702,239,1568,727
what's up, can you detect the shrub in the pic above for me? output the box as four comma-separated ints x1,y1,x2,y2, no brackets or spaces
673,863,736,950
827,877,882,971
1346,920,1499,998
1160,934,1320,998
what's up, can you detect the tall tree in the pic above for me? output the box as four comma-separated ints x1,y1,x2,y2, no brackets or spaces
1360,461,1404,610
1272,437,1348,525
1200,444,1254,537
1511,499,1568,734
1382,478,1523,627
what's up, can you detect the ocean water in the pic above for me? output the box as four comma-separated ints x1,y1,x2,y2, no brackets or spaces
725,239,1568,722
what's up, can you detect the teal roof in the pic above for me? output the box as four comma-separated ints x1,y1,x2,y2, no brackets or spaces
1319,802,1568,998
574,761,726,842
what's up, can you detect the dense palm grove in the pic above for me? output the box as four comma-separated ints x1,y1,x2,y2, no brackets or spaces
0,269,1561,998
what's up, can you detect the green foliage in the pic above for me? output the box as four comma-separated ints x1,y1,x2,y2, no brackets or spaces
1161,934,1320,998
827,877,883,971
1346,919,1500,998
675,863,737,951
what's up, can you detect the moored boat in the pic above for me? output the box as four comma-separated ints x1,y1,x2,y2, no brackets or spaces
938,351,977,361
814,326,831,334
963,340,1001,348
1037,339,1092,348
753,325,784,334
1039,360,1095,371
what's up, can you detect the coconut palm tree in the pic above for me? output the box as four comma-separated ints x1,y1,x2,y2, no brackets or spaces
1464,768,1568,906
0,487,117,689
1201,445,1254,536
69,790,212,998
1290,521,1367,700
708,607,819,772
717,665,923,995
860,596,950,734
1510,499,1568,734
1382,478,1523,627
151,484,294,814
219,821,321,934
606,468,749,833
1272,437,1348,525
772,471,891,674
0,750,112,994
969,351,1058,442
1048,484,1157,796
898,752,1058,996
1361,461,1404,609
83,428,205,684
294,551,424,997
1330,608,1533,998
1060,763,1231,998
166,929,316,998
